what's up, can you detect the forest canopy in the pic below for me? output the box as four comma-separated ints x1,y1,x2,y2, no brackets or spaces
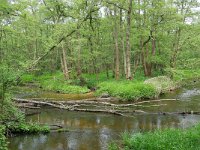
1,0,200,81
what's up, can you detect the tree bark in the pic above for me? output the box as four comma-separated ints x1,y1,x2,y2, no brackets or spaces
125,0,133,80
120,9,126,77
77,32,82,78
114,7,120,80
61,42,69,80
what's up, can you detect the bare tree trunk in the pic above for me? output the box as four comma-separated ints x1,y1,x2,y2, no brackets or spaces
114,7,120,80
120,9,126,78
61,42,69,80
77,33,82,78
125,0,133,80
171,29,181,68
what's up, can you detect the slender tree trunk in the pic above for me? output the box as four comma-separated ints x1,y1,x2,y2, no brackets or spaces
77,33,82,78
114,7,120,80
125,0,133,80
120,9,126,77
61,42,69,80
88,37,97,76
171,29,181,68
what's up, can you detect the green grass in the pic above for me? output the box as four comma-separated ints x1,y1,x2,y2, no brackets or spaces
40,79,89,94
7,123,50,134
96,81,156,101
109,124,200,150
21,72,90,94
20,69,200,96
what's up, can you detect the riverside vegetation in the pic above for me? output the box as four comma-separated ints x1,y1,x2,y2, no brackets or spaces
20,68,200,101
109,124,200,150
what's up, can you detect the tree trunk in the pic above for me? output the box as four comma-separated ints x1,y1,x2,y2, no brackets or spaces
61,42,69,80
114,7,120,80
77,33,82,78
120,9,126,78
125,0,133,80
171,29,181,68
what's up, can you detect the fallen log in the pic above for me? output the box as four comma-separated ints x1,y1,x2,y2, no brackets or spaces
25,111,41,116
13,98,70,110
72,108,126,116
133,99,178,105
13,98,199,117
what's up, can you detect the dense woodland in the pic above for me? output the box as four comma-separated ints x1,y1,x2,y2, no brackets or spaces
1,0,200,81
1,0,200,150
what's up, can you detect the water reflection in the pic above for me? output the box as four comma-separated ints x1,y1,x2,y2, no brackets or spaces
8,110,200,150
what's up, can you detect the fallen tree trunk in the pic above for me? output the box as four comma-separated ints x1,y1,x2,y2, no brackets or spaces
133,99,178,105
13,98,199,117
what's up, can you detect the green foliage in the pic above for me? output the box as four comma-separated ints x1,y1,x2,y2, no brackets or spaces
169,69,200,81
82,71,114,88
0,65,19,99
109,124,200,150
0,126,7,150
0,96,25,123
96,81,156,101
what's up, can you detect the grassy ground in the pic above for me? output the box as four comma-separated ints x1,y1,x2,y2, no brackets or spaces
19,69,200,101
20,72,89,94
109,124,200,150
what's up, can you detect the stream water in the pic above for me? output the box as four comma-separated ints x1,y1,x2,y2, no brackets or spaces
8,83,200,150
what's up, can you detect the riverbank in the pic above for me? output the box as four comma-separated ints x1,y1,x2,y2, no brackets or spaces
109,123,200,150
19,69,200,101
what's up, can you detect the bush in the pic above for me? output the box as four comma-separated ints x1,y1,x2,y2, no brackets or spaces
0,126,7,150
109,124,200,150
96,81,156,101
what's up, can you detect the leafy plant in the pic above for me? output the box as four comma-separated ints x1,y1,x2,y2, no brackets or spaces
109,124,200,150
0,126,7,150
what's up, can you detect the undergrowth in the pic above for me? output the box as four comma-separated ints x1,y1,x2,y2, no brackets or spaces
96,81,156,101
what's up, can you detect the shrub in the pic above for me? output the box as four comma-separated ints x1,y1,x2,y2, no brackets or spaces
0,126,7,150
96,81,156,101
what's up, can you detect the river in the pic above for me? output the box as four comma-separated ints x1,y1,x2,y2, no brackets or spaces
8,83,200,150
